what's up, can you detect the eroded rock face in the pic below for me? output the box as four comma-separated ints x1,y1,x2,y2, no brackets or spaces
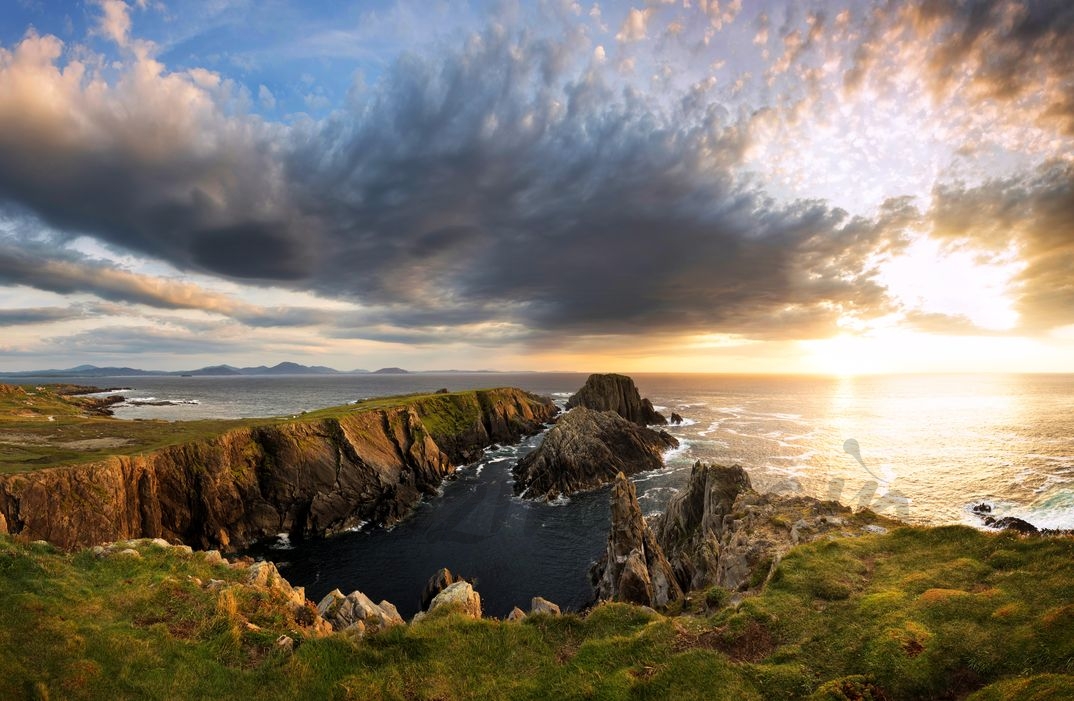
317,589,405,633
0,388,556,551
593,473,683,608
654,461,899,592
512,408,678,500
566,374,667,426
420,567,460,612
423,581,482,619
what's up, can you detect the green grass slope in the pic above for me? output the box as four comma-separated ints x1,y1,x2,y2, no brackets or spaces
3,525,1074,700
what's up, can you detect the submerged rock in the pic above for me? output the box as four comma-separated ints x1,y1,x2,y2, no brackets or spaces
566,373,667,426
984,516,1039,534
513,408,678,500
593,473,683,608
670,412,683,425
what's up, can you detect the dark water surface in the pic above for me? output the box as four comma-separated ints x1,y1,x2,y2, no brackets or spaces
7,372,1073,617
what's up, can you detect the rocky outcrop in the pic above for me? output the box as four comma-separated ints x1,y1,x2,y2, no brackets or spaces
654,461,900,593
530,597,561,615
670,413,683,425
0,388,556,551
593,473,683,608
317,589,405,633
566,374,667,426
420,567,461,612
512,408,678,500
415,581,482,620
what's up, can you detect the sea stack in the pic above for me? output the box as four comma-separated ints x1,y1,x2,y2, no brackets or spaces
512,407,678,500
566,373,667,426
592,472,683,608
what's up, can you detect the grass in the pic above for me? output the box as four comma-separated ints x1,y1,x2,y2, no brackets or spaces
3,526,1074,699
0,384,524,474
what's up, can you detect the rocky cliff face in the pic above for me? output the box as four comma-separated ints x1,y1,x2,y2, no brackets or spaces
592,472,683,608
592,462,902,607
0,388,555,551
654,461,899,592
566,374,667,425
512,407,678,500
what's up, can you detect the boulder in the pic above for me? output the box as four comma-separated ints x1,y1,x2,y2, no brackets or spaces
592,473,683,608
420,567,460,612
566,374,667,425
530,597,561,615
670,413,683,425
275,635,294,653
317,589,405,632
506,606,527,622
425,581,482,619
984,516,1038,534
513,408,678,499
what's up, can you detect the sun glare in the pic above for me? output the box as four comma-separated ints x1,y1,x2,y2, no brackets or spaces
878,236,1023,332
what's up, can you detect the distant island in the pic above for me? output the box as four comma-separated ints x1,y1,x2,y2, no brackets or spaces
0,363,532,378
371,367,409,375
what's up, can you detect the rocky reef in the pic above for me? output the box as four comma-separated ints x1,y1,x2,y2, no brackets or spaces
593,461,901,606
566,373,667,425
0,388,556,551
512,407,678,499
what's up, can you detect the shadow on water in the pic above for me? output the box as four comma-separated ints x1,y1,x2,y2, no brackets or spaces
250,437,612,619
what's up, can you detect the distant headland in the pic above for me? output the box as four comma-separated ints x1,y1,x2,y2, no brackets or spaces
0,362,523,378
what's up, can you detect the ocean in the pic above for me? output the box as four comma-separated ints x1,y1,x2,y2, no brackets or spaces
7,372,1073,617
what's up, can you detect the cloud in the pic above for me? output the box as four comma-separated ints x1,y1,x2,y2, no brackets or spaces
927,161,1074,331
0,16,927,347
0,306,87,326
616,8,653,42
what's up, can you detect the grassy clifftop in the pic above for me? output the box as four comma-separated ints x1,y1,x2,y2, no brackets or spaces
3,525,1074,700
0,384,547,474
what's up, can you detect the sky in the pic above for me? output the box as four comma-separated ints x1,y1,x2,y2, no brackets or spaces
0,0,1072,373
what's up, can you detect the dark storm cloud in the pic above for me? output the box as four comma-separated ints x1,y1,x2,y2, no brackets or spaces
928,161,1074,331
0,306,85,326
0,25,907,342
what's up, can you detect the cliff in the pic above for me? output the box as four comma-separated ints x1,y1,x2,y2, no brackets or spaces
512,407,678,499
0,388,555,551
566,373,667,425
592,472,683,608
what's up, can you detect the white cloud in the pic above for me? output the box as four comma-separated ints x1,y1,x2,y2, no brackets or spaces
616,8,653,43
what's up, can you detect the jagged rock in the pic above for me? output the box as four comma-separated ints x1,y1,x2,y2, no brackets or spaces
566,374,667,425
972,503,992,514
984,516,1038,534
317,589,405,632
593,473,683,608
670,413,683,425
247,561,306,607
506,606,527,622
275,635,294,652
653,461,899,593
0,388,556,551
513,408,678,499
426,581,482,619
0,511,7,535
530,597,561,615
420,567,460,612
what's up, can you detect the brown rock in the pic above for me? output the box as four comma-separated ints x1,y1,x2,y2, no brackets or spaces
593,473,683,608
420,567,459,612
670,413,683,425
513,408,678,500
566,374,667,425
506,606,527,622
426,581,482,619
530,597,561,615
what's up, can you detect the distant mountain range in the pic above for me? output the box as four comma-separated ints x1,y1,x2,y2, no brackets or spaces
1,362,373,378
0,363,519,378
